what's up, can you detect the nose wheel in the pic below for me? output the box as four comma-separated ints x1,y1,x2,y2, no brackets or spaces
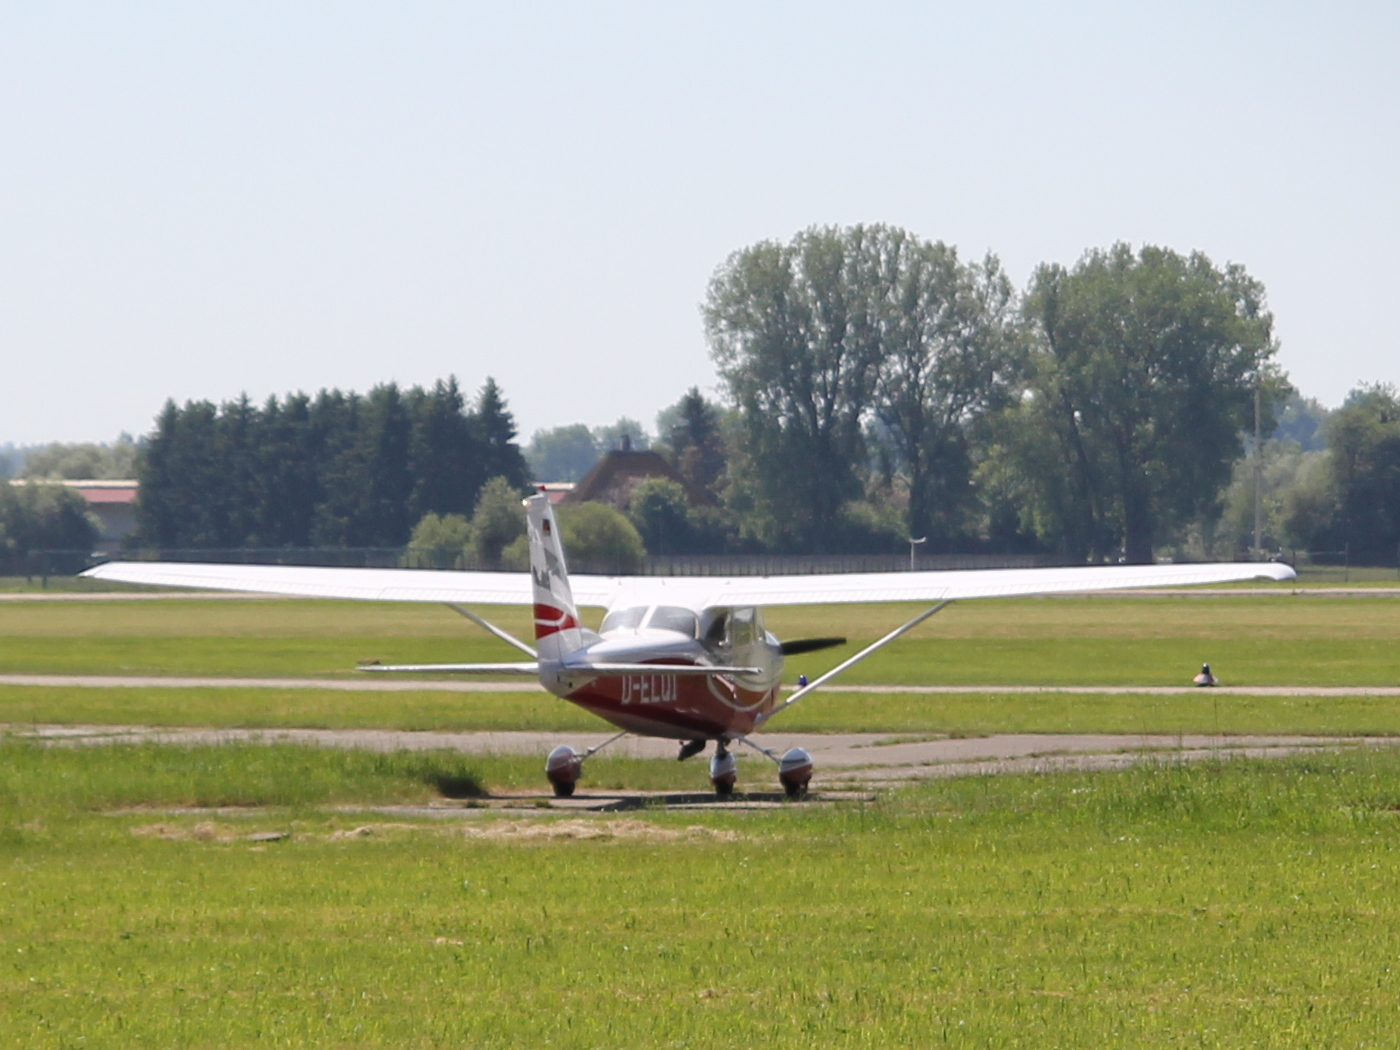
709,743,737,798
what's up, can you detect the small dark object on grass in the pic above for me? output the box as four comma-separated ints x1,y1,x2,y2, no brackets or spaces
245,831,289,842
431,773,486,799
1194,663,1218,687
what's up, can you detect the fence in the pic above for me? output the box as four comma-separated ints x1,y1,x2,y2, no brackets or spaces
1282,549,1400,584
13,547,1070,581
23,541,1400,584
640,553,1064,575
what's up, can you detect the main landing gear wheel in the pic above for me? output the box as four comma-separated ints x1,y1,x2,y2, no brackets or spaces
709,745,738,799
545,745,583,799
778,747,813,801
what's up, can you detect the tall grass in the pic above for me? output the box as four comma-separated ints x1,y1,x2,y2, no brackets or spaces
0,738,718,821
0,738,486,812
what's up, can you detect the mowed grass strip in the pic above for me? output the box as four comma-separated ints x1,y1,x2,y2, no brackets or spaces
4,593,1400,685
0,685,600,732
5,746,1400,1045
0,738,711,814
12,683,1400,737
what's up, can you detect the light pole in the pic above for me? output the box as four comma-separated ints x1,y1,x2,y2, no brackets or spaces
908,536,927,572
1253,377,1263,560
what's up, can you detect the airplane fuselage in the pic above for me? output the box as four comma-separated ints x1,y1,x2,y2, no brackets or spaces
540,603,784,739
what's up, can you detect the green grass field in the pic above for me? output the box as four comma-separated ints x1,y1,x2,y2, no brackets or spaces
3,593,1399,686
4,590,1400,1044
5,741,1400,1046
1,590,1397,737
13,684,1400,738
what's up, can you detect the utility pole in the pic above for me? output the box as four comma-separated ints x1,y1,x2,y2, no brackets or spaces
1253,378,1263,560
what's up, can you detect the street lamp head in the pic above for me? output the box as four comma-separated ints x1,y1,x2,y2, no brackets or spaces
908,536,927,571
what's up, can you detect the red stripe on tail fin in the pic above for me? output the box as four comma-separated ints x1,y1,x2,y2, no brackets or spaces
534,602,581,640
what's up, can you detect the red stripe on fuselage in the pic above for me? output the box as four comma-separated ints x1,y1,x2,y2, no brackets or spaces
562,673,781,739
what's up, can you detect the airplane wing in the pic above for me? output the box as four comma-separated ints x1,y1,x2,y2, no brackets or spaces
84,558,1295,608
81,561,625,607
603,560,1297,608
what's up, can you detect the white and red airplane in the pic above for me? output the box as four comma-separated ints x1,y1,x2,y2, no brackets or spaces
85,494,1296,799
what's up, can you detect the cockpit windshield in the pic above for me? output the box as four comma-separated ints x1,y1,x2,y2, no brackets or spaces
648,606,698,637
600,606,648,633
600,605,699,637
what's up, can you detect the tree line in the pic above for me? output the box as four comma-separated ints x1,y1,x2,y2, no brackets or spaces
540,227,1393,565
8,224,1400,568
1227,385,1400,564
135,378,527,548
700,228,1284,563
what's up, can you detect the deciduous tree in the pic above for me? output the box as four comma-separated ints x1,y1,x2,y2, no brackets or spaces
705,226,884,551
867,233,1020,547
1009,244,1279,563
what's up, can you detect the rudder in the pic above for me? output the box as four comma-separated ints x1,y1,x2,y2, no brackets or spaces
524,493,587,661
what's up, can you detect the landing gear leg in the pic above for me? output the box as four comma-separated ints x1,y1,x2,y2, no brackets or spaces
709,741,737,799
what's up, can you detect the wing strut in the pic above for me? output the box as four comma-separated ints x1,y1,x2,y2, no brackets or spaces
447,603,538,658
771,600,953,716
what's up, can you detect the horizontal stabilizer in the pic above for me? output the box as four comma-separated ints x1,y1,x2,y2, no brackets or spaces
779,636,847,656
560,662,764,676
358,661,540,675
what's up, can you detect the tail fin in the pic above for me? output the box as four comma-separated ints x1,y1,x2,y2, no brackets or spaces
524,493,588,661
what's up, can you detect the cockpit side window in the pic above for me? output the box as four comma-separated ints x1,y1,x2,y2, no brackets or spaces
647,606,698,637
700,609,729,647
729,606,758,648
600,606,649,633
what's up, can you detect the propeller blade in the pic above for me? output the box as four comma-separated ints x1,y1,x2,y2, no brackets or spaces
779,636,847,657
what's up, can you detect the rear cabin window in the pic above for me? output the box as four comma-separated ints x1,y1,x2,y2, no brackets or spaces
647,607,698,637
600,606,648,632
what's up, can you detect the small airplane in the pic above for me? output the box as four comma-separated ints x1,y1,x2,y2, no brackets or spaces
84,494,1296,799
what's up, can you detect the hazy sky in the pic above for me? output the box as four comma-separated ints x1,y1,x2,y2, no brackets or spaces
2,2,1395,445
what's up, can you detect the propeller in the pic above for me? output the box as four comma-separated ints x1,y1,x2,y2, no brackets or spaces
779,636,847,657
